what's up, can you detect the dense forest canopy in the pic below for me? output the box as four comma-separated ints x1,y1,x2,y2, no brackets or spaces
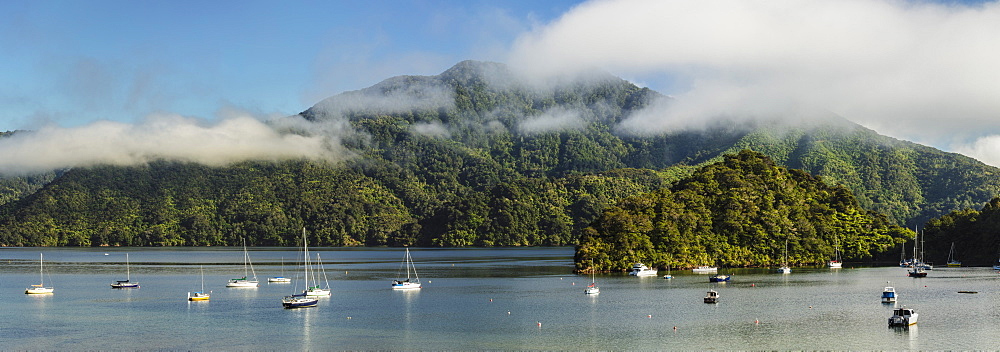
574,150,912,272
922,197,1000,266
1,60,998,252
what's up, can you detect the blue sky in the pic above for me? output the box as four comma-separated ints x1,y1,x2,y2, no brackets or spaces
3,0,1000,173
1,0,579,130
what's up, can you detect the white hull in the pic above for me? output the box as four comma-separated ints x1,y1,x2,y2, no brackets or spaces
303,288,331,296
268,277,292,283
777,266,791,274
584,287,600,294
25,287,54,294
692,266,718,274
629,270,658,276
226,280,259,288
828,261,843,268
629,263,657,276
392,282,422,290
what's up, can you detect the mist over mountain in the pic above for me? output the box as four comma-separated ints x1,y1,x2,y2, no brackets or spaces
1,60,998,251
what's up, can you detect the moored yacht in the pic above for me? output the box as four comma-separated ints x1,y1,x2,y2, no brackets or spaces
704,289,719,303
888,307,918,326
692,266,718,274
628,263,657,276
881,283,897,303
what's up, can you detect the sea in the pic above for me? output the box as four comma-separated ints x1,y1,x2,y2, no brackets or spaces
1,246,998,350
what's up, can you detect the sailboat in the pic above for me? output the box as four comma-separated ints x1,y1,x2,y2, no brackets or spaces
304,253,332,296
268,257,292,283
283,229,319,308
25,253,54,294
227,238,259,287
662,264,673,280
947,242,961,267
828,235,843,268
392,247,422,290
908,233,927,277
584,269,600,294
777,239,792,274
110,253,140,288
188,265,210,301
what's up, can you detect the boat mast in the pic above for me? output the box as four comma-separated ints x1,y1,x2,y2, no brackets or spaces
126,253,131,281
39,253,44,286
303,228,310,291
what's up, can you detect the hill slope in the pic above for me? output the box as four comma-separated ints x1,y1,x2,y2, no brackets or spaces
1,60,998,248
574,150,911,272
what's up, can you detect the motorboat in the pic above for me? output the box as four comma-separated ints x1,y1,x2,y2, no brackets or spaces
628,263,657,277
704,289,719,303
692,266,718,274
881,284,897,303
888,307,918,327
907,265,927,278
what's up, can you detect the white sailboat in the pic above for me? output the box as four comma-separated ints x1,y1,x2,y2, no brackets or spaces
777,239,792,274
292,229,331,297
828,235,843,268
303,253,332,296
392,247,422,290
268,257,292,283
227,238,259,287
188,265,210,301
283,229,319,308
25,253,54,294
110,253,140,288
584,270,599,294
947,242,961,267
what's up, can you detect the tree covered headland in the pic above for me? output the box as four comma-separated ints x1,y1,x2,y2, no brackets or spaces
575,150,912,272
0,60,997,250
921,197,1000,266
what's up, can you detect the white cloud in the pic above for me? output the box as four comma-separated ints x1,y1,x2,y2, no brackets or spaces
507,0,1000,161
412,121,452,138
0,113,351,176
517,108,587,134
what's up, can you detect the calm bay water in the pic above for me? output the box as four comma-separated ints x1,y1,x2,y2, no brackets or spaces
2,246,999,350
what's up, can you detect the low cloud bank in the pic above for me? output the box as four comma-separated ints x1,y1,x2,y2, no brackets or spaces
0,113,350,176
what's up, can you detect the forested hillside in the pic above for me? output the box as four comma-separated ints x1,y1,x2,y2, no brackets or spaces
1,60,998,248
921,197,1000,266
574,150,912,272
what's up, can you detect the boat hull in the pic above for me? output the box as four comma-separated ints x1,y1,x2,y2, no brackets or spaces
226,280,259,288
692,266,717,274
391,282,421,290
303,288,331,296
111,280,139,288
25,287,54,294
268,277,292,283
709,275,730,283
282,297,318,308
188,292,210,301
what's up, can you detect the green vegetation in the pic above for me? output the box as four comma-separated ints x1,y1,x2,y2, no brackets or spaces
575,150,912,272
922,197,1000,266
1,61,998,252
